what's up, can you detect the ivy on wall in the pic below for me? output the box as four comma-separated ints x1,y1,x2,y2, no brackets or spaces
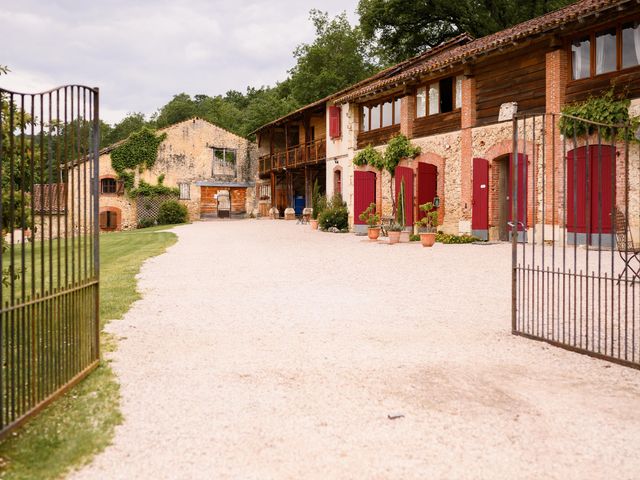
110,127,168,196
560,88,640,142
128,177,179,198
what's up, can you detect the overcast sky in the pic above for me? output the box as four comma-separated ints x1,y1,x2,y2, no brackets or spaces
0,0,359,124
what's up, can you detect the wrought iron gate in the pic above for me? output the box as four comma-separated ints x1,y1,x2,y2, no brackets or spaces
512,113,640,369
0,85,100,437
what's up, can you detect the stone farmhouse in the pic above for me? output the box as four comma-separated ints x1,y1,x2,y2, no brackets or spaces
255,0,640,242
96,118,257,231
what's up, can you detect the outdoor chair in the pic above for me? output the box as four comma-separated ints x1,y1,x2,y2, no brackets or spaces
614,208,640,284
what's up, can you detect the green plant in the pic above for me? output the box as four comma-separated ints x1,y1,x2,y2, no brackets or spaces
157,200,188,225
137,218,156,229
110,127,167,175
435,232,480,244
318,194,348,231
128,180,179,198
560,87,640,142
409,234,420,241
396,177,407,227
353,144,384,169
417,202,439,233
117,171,134,191
387,223,403,232
311,179,324,220
383,134,421,176
358,202,380,227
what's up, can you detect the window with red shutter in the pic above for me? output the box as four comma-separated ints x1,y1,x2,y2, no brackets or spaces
329,106,341,139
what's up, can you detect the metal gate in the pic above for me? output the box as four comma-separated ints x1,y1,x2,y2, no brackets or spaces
0,85,100,436
512,113,640,369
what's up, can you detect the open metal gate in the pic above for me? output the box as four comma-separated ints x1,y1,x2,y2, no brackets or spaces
512,113,640,369
0,85,100,437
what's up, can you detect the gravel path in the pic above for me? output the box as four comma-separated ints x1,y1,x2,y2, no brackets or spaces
71,220,640,480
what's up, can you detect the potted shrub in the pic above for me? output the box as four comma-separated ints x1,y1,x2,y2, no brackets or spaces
387,223,403,244
417,202,438,247
359,202,381,241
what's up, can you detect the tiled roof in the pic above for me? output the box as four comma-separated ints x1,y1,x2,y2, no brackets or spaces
333,0,630,103
251,33,474,134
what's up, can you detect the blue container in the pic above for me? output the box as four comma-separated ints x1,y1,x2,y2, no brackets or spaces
294,196,305,216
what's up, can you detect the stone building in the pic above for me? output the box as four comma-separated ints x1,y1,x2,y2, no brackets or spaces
255,0,640,243
95,117,256,231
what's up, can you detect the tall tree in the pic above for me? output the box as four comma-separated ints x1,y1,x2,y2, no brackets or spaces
101,112,147,147
288,10,378,105
358,0,574,65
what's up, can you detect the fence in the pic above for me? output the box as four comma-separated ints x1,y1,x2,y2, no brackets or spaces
512,113,639,369
0,85,100,437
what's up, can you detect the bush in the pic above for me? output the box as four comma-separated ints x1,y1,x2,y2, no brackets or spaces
157,200,188,225
137,218,156,229
318,194,348,231
409,234,420,242
435,232,480,244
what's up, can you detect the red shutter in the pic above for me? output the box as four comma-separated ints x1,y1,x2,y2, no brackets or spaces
329,106,341,139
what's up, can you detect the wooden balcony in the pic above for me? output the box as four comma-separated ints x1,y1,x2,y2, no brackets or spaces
259,137,327,175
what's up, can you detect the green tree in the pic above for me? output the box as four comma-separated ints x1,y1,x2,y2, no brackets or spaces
357,0,574,64
102,112,147,147
288,10,377,105
154,93,197,128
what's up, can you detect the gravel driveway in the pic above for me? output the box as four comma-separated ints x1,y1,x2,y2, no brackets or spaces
71,220,640,480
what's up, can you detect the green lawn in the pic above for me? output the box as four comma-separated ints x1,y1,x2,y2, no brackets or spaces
0,226,178,479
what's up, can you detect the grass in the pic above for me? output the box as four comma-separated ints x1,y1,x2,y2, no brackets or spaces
0,226,178,479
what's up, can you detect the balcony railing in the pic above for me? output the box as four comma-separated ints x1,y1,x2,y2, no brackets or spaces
259,137,327,175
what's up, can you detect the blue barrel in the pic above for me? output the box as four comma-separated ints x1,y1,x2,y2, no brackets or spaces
294,196,305,215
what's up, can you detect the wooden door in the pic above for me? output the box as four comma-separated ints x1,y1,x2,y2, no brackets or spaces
395,166,414,226
354,170,376,225
417,162,438,222
508,153,527,231
231,188,247,214
200,186,219,215
472,158,489,235
567,145,615,236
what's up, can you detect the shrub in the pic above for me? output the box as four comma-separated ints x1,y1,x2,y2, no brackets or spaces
353,144,384,169
137,218,156,229
318,194,348,231
358,202,380,227
435,232,480,244
409,234,420,242
311,180,327,220
417,202,439,233
157,200,188,225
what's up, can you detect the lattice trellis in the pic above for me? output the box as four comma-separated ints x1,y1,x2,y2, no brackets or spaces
136,195,178,223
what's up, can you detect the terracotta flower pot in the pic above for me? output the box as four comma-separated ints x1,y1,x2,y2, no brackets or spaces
388,231,401,244
367,227,381,241
310,219,319,230
399,230,410,243
420,232,436,247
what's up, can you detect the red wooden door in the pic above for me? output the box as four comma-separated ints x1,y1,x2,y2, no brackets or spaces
354,170,376,225
472,158,489,231
567,146,615,235
509,153,527,231
417,162,437,222
395,166,414,226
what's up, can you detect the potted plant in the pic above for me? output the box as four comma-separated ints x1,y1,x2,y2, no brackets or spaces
387,223,403,244
417,202,438,247
359,202,381,241
397,177,410,243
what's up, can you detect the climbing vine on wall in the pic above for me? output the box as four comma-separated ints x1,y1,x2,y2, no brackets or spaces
111,127,167,175
560,88,640,142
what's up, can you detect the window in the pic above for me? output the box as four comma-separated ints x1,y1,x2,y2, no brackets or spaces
360,96,402,132
455,76,463,109
212,148,236,175
99,209,120,231
416,87,427,117
334,169,342,197
428,83,439,115
622,23,640,69
371,104,381,130
439,77,454,113
179,183,190,200
571,23,640,80
572,37,591,79
596,29,617,75
101,177,116,194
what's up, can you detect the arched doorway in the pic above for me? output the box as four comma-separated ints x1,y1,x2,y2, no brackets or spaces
489,153,527,241
417,162,438,222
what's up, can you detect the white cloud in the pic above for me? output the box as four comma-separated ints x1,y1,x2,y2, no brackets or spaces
0,0,358,125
